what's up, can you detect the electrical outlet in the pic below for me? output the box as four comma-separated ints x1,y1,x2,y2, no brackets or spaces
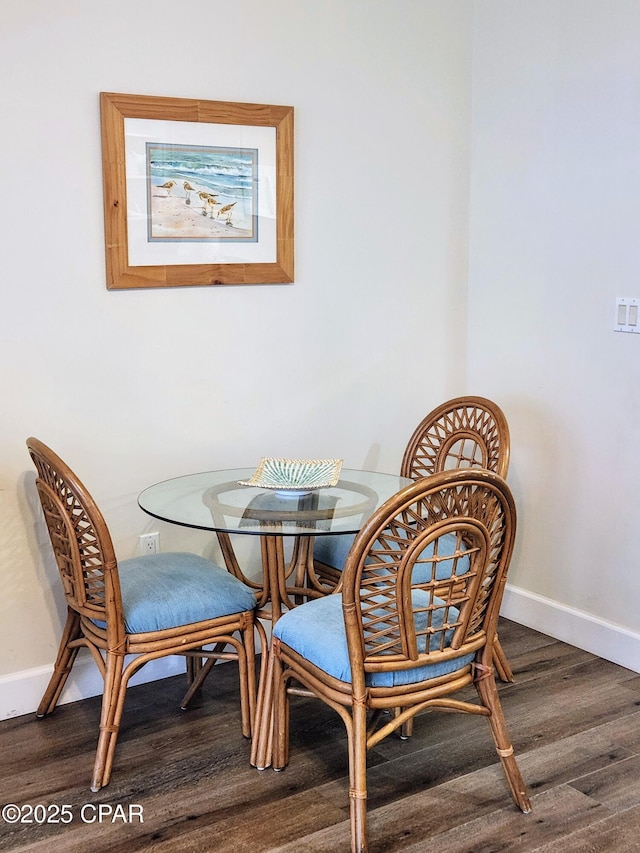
140,532,160,554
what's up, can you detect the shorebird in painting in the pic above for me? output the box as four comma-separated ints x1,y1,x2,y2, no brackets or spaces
217,201,237,224
198,191,211,214
159,180,175,195
198,191,219,216
183,181,196,205
206,196,220,218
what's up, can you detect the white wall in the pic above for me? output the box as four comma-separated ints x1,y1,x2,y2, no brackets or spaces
0,1,472,715
469,0,640,669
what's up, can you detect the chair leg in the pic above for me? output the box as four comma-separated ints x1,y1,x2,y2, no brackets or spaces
475,668,531,814
185,648,204,686
493,635,514,682
348,701,369,853
271,648,289,771
91,650,126,792
37,608,82,718
180,645,224,710
397,709,413,739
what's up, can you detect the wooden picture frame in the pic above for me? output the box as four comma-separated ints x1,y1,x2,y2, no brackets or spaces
100,92,294,289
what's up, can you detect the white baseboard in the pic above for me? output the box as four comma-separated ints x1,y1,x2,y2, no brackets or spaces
0,654,185,721
501,583,640,674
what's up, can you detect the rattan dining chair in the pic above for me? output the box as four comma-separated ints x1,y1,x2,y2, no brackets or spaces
269,468,531,853
314,395,514,682
27,437,258,792
399,394,510,480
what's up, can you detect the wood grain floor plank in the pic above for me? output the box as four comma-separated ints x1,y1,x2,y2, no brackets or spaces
569,754,640,813
395,786,611,853
530,803,640,852
1,619,639,853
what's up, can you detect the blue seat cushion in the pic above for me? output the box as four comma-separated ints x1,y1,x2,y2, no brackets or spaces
93,552,256,634
273,592,475,687
314,533,355,572
314,532,469,585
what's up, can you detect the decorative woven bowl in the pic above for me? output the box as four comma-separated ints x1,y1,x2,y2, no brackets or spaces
238,458,343,496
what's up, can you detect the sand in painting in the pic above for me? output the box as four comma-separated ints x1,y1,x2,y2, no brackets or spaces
150,185,251,240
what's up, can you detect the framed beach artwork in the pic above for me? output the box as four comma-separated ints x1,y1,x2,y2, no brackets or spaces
100,92,294,289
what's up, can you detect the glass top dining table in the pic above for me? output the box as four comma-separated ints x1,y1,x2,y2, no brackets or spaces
138,467,411,538
138,466,412,623
138,467,412,770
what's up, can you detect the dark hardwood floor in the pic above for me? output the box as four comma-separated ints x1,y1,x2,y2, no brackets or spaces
1,618,640,852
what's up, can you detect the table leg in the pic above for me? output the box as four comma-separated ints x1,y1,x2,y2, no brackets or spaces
250,533,327,769
261,535,285,623
249,535,285,769
250,624,274,769
290,536,312,587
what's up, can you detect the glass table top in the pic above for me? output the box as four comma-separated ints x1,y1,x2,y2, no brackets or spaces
138,468,412,537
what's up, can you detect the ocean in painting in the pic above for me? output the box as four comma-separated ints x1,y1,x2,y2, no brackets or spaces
146,143,258,242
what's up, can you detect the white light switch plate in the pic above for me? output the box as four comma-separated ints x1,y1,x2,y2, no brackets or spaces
615,297,640,333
